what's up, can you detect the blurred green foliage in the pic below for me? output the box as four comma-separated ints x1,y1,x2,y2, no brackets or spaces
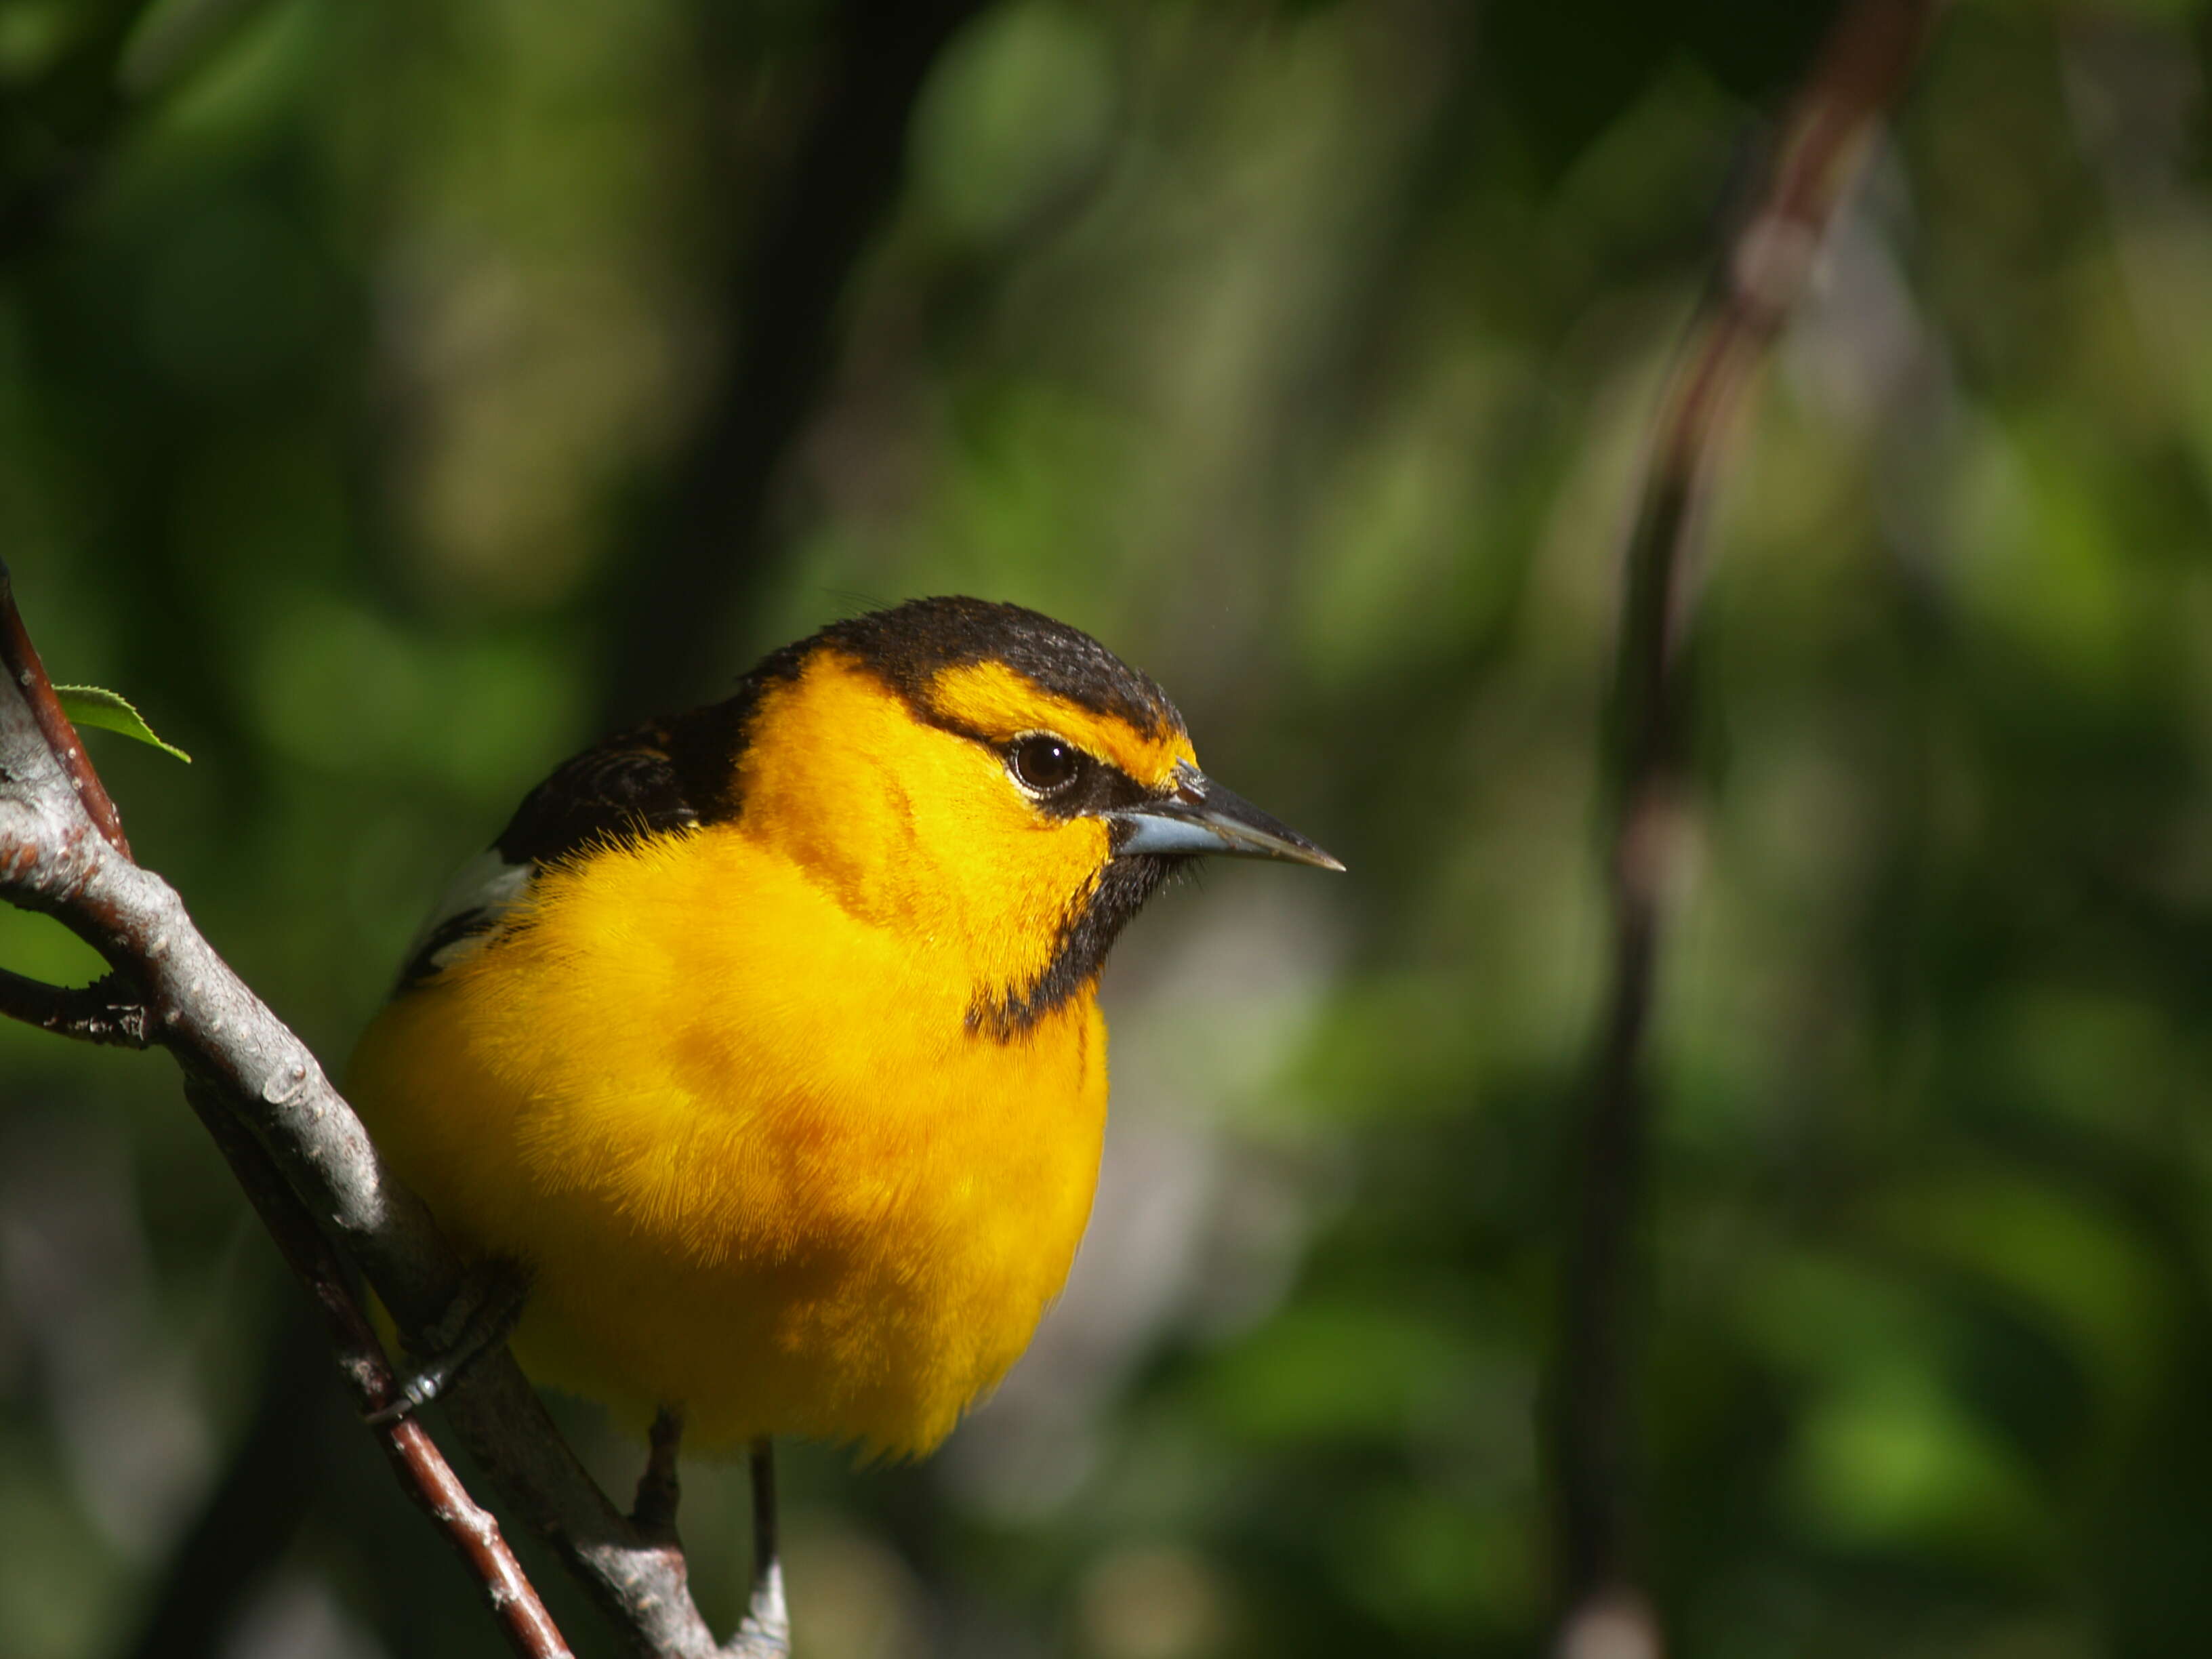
8,0,2212,1656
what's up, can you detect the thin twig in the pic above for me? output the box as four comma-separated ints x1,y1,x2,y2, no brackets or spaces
0,561,129,855
0,559,565,1651
0,966,149,1045
1549,3,1942,1653
0,560,738,1658
184,1081,574,1659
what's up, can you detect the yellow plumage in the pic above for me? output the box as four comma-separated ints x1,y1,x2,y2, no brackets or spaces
348,600,1334,1460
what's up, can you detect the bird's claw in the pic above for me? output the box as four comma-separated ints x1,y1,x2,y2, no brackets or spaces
365,1261,531,1425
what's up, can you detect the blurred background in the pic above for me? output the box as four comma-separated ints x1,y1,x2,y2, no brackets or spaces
3,0,2211,1654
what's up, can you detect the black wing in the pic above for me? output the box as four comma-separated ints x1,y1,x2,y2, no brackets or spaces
493,720,703,867
394,714,737,991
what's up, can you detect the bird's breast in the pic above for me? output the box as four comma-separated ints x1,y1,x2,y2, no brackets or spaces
349,826,1112,1455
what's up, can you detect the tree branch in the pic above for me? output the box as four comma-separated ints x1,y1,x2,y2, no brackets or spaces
0,559,750,1657
183,1080,573,1659
0,965,148,1044
1549,4,1942,1654
0,562,129,855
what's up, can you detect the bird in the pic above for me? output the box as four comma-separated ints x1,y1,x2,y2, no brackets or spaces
346,596,1339,1641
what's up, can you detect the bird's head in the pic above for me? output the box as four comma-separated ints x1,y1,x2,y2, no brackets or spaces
726,597,1340,1039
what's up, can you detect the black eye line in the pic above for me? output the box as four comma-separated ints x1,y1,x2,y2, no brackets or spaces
910,709,1118,808
998,731,1162,825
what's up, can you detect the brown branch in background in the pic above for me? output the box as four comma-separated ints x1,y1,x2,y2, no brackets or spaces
0,560,756,1657
605,0,988,722
1548,3,1941,1655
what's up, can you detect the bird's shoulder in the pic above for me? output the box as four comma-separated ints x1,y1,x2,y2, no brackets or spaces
494,719,710,867
394,698,755,992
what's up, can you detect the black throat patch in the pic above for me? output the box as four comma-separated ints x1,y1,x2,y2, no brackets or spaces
967,853,1183,1042
816,598,1191,1040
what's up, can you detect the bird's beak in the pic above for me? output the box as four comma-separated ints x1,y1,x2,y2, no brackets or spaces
1108,762,1345,872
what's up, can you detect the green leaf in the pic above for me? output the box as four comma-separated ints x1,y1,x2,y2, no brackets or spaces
54,684,191,763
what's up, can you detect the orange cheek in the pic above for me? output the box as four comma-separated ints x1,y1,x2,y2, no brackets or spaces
933,764,1116,983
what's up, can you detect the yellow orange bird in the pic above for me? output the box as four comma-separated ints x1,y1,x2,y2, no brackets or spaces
348,597,1338,1637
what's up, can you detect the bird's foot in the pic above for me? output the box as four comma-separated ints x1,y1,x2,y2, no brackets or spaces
726,1555,789,1658
366,1260,530,1425
631,1406,684,1535
725,1436,788,1656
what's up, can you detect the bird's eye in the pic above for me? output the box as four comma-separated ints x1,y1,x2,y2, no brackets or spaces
1008,733,1086,795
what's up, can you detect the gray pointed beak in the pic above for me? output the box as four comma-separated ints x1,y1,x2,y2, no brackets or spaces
1108,762,1345,872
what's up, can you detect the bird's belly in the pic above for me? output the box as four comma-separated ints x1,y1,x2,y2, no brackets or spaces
349,890,1111,1457
508,1015,1108,1456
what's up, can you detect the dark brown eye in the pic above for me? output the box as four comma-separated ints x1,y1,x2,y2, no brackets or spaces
1009,733,1085,795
